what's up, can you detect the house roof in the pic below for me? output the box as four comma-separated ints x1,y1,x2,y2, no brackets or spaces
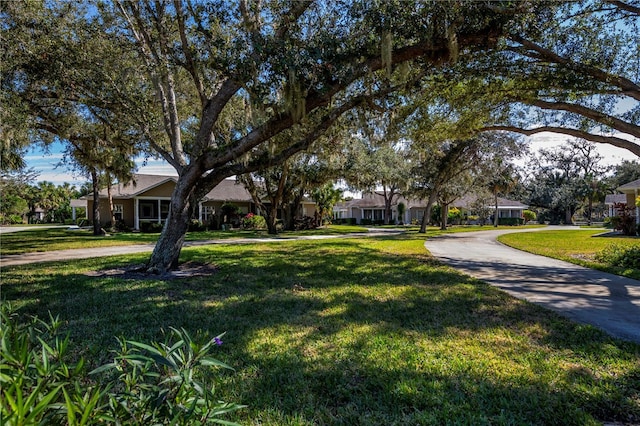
452,195,528,210
617,178,640,193
84,174,275,204
336,192,527,210
202,179,252,202
605,194,627,204
95,174,178,198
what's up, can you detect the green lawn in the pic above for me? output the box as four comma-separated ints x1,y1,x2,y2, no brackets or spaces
2,234,639,425
0,224,540,255
498,229,640,280
0,225,369,255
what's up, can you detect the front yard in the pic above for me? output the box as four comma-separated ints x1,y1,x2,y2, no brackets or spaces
2,233,639,424
498,229,640,280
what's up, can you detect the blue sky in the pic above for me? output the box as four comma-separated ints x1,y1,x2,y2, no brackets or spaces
24,132,640,187
24,142,177,187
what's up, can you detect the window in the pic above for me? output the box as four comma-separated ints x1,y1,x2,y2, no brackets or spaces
139,201,156,219
160,200,171,219
114,204,123,221
202,205,215,221
363,209,384,221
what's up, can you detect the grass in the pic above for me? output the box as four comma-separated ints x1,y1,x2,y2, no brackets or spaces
2,234,639,425
0,224,540,255
498,229,640,280
0,225,369,255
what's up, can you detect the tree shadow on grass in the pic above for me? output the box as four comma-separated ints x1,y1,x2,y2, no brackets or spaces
2,237,639,424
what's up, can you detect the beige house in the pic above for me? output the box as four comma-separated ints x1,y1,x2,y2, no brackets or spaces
333,192,528,225
83,174,317,230
617,178,640,224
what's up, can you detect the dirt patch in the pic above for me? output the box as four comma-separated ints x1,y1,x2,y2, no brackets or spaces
85,261,219,281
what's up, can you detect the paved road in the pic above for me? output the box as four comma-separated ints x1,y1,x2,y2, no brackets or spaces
424,227,640,343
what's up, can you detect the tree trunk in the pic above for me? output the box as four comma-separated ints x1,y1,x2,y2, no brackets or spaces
266,205,279,234
493,193,499,227
106,173,115,230
565,207,573,225
419,192,438,233
284,192,303,230
146,169,201,273
587,196,593,226
91,169,101,236
440,202,448,230
384,198,393,225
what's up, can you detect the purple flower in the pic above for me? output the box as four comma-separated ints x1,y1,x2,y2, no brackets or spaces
214,337,223,346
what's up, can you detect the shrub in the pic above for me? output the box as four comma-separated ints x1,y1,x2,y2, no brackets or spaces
448,207,462,224
522,210,537,224
294,216,317,230
497,217,524,226
140,222,164,233
9,214,24,224
361,218,373,226
611,202,636,236
595,244,640,269
333,218,357,225
188,219,207,232
0,302,244,425
241,213,266,230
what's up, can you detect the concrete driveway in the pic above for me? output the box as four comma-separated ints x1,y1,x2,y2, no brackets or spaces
424,227,640,343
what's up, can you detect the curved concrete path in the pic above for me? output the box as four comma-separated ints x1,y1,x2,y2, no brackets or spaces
424,227,640,343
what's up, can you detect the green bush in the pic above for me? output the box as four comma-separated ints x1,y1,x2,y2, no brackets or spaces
497,217,524,226
0,303,244,425
8,214,24,224
448,207,462,224
333,218,357,225
188,219,207,232
241,213,266,230
595,244,640,269
522,210,537,224
140,221,164,233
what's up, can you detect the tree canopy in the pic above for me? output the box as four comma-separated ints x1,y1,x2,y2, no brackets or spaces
431,1,640,156
3,0,569,271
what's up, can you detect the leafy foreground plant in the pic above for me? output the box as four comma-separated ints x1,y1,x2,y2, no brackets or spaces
595,243,640,269
0,302,244,425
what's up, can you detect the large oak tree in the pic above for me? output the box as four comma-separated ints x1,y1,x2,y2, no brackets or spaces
4,0,545,272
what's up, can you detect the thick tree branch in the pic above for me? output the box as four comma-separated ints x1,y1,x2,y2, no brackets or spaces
508,34,640,102
204,25,500,171
482,125,640,157
527,99,640,138
195,2,312,154
174,0,205,105
606,0,640,15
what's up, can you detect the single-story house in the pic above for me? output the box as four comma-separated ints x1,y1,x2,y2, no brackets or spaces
333,191,528,225
452,195,528,222
81,174,317,230
616,178,640,224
